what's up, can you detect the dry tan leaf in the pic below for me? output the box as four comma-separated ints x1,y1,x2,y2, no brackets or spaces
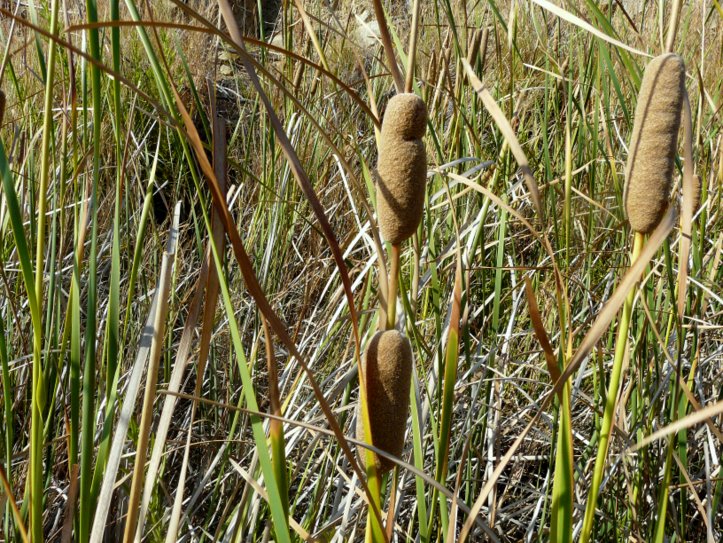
462,59,543,220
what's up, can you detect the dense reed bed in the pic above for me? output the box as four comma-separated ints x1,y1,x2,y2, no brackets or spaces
0,1,721,541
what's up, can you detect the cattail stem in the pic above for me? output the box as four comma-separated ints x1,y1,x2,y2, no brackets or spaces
372,0,404,93
262,315,288,519
386,244,401,330
384,468,399,540
364,468,384,543
664,0,683,53
580,231,645,543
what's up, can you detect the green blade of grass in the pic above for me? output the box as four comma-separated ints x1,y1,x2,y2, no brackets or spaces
90,0,124,506
78,0,103,540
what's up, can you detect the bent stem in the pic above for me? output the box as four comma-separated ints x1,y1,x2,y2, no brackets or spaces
580,231,645,543
262,315,289,521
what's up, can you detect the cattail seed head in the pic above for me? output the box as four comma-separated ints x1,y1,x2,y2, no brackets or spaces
356,330,413,473
382,93,426,142
0,90,5,127
624,53,685,234
691,174,702,215
376,93,427,244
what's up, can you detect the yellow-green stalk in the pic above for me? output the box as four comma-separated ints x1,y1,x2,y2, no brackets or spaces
581,53,684,543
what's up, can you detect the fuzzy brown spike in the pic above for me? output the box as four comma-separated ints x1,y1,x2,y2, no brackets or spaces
0,90,5,127
624,53,685,234
376,93,427,244
691,174,702,215
382,93,427,141
356,330,413,473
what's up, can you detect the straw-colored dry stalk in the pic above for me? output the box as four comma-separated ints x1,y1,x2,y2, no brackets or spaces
624,53,685,234
376,93,427,244
426,52,437,89
356,330,413,473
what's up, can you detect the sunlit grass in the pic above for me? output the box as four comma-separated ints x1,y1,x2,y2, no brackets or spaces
0,1,721,542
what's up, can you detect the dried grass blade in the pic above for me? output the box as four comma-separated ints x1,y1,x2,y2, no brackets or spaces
446,438,471,542
524,276,561,389
462,59,543,220
629,399,723,453
89,208,181,543
291,0,330,72
60,465,79,543
0,464,28,543
678,92,694,319
133,255,207,541
664,0,683,53
122,204,180,543
671,451,714,540
530,0,649,57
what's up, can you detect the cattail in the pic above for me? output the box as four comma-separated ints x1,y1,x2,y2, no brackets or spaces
0,90,5,127
624,53,685,234
376,93,427,244
691,174,702,215
356,330,413,473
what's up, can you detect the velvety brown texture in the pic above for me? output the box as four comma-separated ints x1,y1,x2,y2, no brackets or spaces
382,93,427,140
692,174,702,215
624,53,685,234
376,93,427,244
0,90,5,127
356,330,413,473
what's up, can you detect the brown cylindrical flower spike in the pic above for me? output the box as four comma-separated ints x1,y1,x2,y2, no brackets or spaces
356,330,413,473
624,53,685,234
691,174,702,215
0,90,5,127
376,93,427,244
